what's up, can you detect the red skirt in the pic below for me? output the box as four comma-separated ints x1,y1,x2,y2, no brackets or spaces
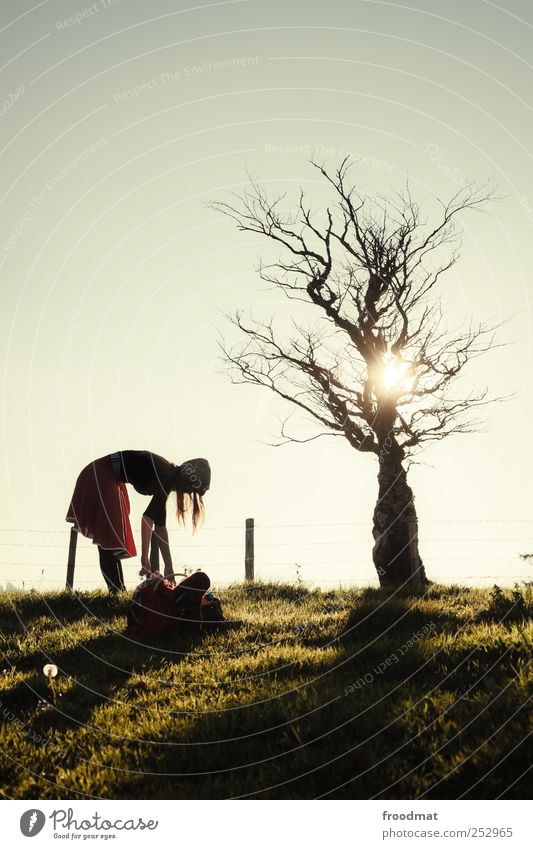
65,456,137,558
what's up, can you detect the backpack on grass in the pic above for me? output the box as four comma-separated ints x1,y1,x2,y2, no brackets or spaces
126,573,224,640
200,591,225,629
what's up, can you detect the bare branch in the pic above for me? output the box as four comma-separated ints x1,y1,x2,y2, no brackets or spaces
212,161,504,458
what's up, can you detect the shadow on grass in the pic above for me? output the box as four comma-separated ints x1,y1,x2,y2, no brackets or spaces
115,643,530,801
0,591,133,633
341,587,463,641
2,585,531,800
87,591,531,801
1,626,212,738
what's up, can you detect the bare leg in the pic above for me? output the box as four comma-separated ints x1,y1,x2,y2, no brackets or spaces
98,546,126,593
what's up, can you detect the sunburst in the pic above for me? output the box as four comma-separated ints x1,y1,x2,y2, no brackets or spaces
382,357,414,392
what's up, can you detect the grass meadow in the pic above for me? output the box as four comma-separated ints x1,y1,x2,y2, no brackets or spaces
0,582,531,799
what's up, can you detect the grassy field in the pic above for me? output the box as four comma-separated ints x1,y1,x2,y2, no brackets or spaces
0,581,531,800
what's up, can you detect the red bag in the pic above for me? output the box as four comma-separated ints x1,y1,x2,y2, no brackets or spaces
126,572,182,640
126,573,225,640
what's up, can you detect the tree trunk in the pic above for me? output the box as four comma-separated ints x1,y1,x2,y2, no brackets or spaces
372,452,427,590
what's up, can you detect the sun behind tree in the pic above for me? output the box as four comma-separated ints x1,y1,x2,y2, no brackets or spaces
381,355,415,393
212,160,503,590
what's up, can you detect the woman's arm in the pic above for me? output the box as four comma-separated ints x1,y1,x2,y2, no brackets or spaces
140,514,154,575
154,525,174,580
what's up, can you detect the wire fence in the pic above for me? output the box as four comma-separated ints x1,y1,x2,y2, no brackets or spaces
0,518,531,591
2,518,533,533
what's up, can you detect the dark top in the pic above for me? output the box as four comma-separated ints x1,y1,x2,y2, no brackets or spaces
111,450,176,526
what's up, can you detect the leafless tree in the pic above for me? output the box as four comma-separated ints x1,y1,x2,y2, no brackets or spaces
212,159,502,589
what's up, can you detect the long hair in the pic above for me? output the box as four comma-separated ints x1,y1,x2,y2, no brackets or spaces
175,490,205,532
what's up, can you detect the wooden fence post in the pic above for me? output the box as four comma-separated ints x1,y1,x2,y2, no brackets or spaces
245,517,254,581
66,527,78,590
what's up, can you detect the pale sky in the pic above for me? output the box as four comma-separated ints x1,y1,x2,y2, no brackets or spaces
1,0,532,591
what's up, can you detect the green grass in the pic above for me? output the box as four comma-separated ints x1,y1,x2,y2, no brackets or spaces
0,582,531,799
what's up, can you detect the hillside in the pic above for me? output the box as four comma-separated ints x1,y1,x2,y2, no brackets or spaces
0,582,531,799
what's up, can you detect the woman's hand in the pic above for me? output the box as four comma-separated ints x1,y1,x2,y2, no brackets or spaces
139,555,151,577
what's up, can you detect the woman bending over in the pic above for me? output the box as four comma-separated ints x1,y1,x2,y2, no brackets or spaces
66,450,211,592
